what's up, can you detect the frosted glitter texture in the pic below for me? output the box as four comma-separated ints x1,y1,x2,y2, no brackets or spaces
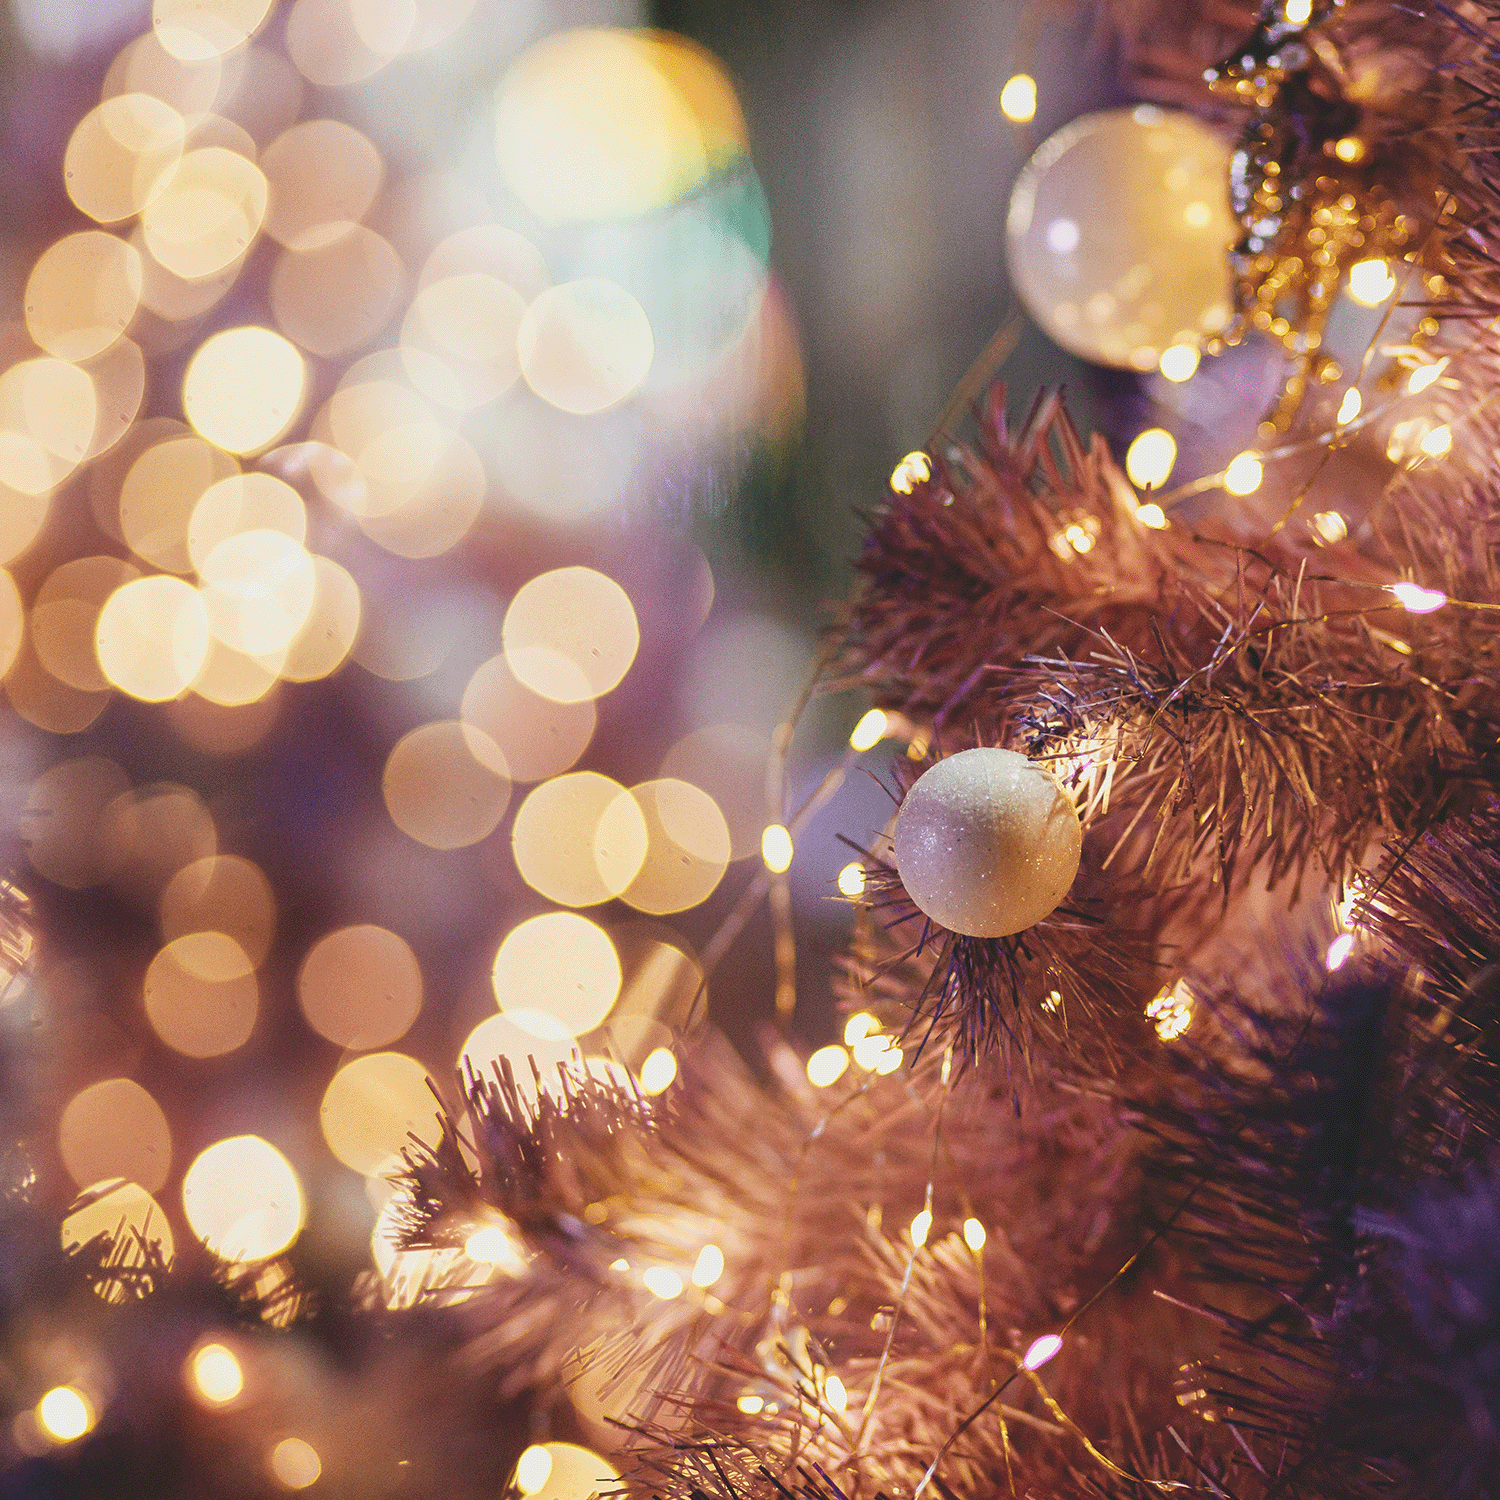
1005,106,1236,371
893,747,1081,938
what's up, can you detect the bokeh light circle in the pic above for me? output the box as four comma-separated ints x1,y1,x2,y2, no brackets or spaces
382,721,512,849
502,566,639,704
95,574,211,701
319,1051,443,1176
25,232,143,362
491,911,622,1038
461,653,595,784
161,854,277,968
183,327,306,455
298,924,422,1050
181,1134,305,1262
510,772,647,907
143,930,258,1057
517,279,654,414
58,1078,172,1193
622,779,731,914
65,94,186,224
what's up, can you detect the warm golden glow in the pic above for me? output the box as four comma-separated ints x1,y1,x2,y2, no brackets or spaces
458,1013,573,1112
491,912,622,1037
806,1044,849,1087
1408,359,1447,394
888,450,931,494
298,924,422,1050
58,1077,172,1193
120,436,239,574
509,771,649,908
1158,343,1199,382
1333,135,1365,164
1146,980,1195,1041
461,653,596,784
963,1217,987,1251
658,722,771,860
1311,510,1349,545
1420,424,1453,457
383,721,512,850
849,708,887,751
189,1343,244,1405
495,30,708,222
837,862,866,898
1347,257,1397,306
824,1373,848,1412
638,1046,678,1095
261,118,384,250
19,757,129,889
503,566,640,704
999,73,1037,123
32,556,141,692
1337,387,1362,424
188,473,307,574
516,1445,554,1495
160,855,275,966
25,232,143,361
280,556,362,682
691,1242,724,1287
141,147,269,280
761,823,793,873
1223,451,1264,496
909,1208,932,1247
844,1011,878,1046
183,326,306,455
181,1134,305,1262
144,931,258,1057
65,94,186,224
154,0,275,60
1125,428,1177,489
319,1051,443,1176
198,530,318,655
37,1387,95,1443
1283,0,1312,20
0,358,98,494
643,1265,684,1299
517,278,654,414
1135,501,1168,528
95,575,211,701
61,1180,176,1300
622,778,732,914
269,1437,321,1490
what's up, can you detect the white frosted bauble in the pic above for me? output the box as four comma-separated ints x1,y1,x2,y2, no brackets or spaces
1006,105,1236,372
894,748,1082,938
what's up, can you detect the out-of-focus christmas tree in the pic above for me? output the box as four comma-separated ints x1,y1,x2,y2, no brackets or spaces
8,0,1500,1498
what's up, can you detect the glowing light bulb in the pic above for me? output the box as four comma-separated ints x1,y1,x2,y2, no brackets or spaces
1389,581,1447,613
1347,258,1397,306
843,1012,878,1046
1420,424,1453,457
1146,980,1195,1041
1333,136,1365,163
190,1344,243,1404
963,1217,987,1251
1408,360,1447,394
1125,428,1176,489
1223,451,1263,496
1311,511,1348,544
516,1445,553,1495
889,451,931,494
1023,1333,1062,1370
837,862,866,898
692,1243,725,1287
806,1044,849,1087
465,1225,521,1265
639,1047,678,1095
1337,387,1362,424
909,1209,932,1247
1325,932,1355,971
1158,344,1199,382
849,708,887,752
761,824,793,873
824,1373,848,1412
1135,501,1168,529
643,1266,684,1299
999,74,1037,123
37,1386,94,1442
737,1393,764,1415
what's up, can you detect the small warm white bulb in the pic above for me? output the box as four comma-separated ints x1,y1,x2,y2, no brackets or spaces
849,709,887,752
639,1046,678,1095
824,1373,848,1412
1125,428,1176,489
1223,452,1263,496
737,1393,765,1415
1420,424,1453,457
190,1343,244,1405
909,1209,932,1247
1325,932,1356,972
1347,258,1397,306
761,824,793,873
1337,387,1362,424
1158,344,1199,383
1023,1333,1063,1370
999,74,1037,123
1408,360,1446,394
643,1266,684,1299
37,1386,93,1442
963,1217,987,1251
843,1011,878,1046
516,1444,554,1495
1389,580,1447,613
692,1244,725,1288
806,1044,850,1087
889,451,931,494
837,862,866,898
1135,501,1169,529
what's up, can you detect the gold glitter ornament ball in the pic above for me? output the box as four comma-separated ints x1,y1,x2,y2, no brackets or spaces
893,748,1081,938
1006,106,1237,372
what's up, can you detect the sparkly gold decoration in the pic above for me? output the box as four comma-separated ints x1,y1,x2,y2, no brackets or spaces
1205,0,1420,430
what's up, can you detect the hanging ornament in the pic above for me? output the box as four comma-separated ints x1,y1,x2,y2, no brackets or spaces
893,748,1082,938
1005,105,1237,372
1203,0,1432,430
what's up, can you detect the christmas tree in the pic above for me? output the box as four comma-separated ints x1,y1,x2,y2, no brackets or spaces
5,0,1500,1498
